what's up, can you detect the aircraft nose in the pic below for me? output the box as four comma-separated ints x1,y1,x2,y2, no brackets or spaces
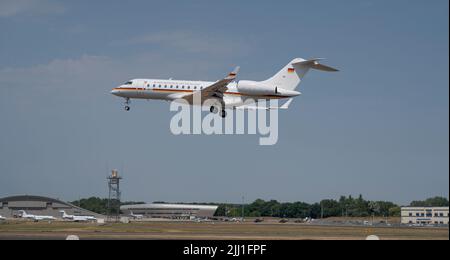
111,88,120,96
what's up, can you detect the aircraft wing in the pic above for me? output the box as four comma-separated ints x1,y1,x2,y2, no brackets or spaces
182,66,240,104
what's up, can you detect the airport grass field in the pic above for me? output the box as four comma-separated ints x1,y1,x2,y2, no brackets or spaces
0,220,448,240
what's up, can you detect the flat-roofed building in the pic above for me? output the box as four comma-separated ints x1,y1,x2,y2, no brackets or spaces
401,207,449,225
120,203,218,219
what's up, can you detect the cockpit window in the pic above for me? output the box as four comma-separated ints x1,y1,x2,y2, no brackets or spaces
124,81,133,85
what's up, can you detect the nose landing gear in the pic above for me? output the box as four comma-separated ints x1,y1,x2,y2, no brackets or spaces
124,98,131,111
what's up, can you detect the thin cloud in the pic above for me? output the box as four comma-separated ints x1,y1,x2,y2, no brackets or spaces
0,0,65,18
0,55,115,89
115,30,251,55
0,54,228,91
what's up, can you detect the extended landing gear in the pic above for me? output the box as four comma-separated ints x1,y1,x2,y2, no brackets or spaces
210,106,218,114
220,110,227,118
124,98,131,111
210,106,227,118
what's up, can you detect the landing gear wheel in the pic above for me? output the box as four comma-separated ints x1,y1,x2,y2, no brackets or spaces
210,106,218,114
220,110,227,118
124,98,131,111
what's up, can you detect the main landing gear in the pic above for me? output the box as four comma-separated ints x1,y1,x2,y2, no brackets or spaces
124,98,131,111
210,106,218,114
210,106,227,118
220,110,227,118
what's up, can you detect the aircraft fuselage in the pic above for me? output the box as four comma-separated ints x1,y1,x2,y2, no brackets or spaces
111,79,299,108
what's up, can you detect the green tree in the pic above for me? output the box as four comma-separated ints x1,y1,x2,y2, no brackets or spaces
388,207,401,217
410,197,449,207
309,203,321,219
320,199,341,218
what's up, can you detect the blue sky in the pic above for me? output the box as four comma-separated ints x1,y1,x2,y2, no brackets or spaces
0,0,448,205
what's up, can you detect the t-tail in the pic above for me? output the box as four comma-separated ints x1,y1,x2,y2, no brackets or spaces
59,210,69,218
261,58,339,91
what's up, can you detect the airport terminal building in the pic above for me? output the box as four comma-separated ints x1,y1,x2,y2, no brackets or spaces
0,195,104,219
120,203,218,219
401,207,449,225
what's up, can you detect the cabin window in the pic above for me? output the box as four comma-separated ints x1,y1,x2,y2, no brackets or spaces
124,81,132,85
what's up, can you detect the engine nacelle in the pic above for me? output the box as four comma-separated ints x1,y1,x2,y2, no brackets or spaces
237,80,276,96
237,80,301,97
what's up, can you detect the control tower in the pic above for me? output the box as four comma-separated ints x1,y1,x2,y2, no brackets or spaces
107,169,122,222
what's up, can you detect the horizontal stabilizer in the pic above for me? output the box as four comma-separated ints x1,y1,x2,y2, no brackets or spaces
292,58,339,72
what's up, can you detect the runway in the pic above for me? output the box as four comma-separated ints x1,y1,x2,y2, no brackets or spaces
0,221,448,240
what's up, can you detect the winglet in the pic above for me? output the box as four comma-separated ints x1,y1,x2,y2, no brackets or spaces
226,66,240,79
280,98,293,109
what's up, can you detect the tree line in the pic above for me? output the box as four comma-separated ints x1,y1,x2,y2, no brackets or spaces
215,196,448,218
70,195,448,218
70,197,145,215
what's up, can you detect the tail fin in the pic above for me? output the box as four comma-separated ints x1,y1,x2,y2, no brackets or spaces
261,58,338,90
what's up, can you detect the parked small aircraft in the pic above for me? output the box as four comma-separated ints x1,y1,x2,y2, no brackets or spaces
18,210,56,221
60,210,96,222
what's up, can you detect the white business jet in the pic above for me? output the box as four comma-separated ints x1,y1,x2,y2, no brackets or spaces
18,210,56,221
60,210,96,222
129,211,144,220
111,58,338,117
